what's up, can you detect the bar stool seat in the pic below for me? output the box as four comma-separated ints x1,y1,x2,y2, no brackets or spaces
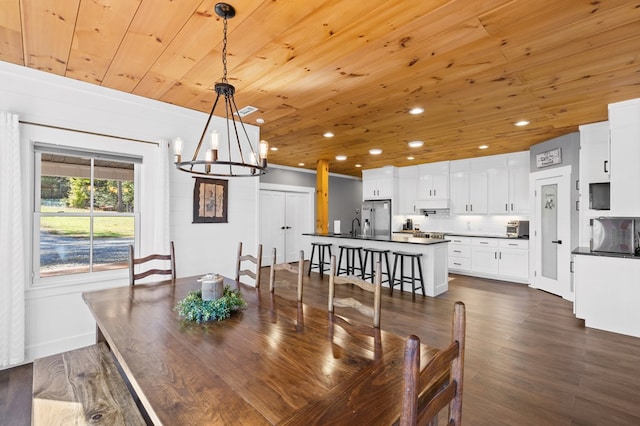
362,247,391,284
308,242,332,278
337,245,364,277
391,251,425,296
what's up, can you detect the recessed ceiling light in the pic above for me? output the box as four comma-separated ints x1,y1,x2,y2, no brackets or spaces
255,118,265,124
298,162,305,166
369,148,382,155
335,155,347,161
355,164,362,168
323,132,334,138
407,156,415,160
408,140,424,148
479,145,489,150
270,146,278,151
514,120,530,127
409,107,424,115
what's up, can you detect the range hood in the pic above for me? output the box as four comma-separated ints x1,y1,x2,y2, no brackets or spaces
414,199,450,214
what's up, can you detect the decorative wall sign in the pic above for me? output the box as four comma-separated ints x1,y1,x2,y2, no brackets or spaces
536,148,562,168
193,177,228,223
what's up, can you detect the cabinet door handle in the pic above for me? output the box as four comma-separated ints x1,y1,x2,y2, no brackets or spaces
499,252,502,259
465,204,468,212
552,240,562,244
576,200,579,211
604,160,608,173
494,252,497,259
433,189,436,197
470,204,473,212
508,243,517,246
511,203,514,211
480,241,488,245
454,250,462,253
505,203,508,212
570,261,574,273
454,262,462,266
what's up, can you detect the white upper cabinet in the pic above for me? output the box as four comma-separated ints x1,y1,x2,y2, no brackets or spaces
362,166,398,201
579,121,610,185
397,165,418,214
450,159,488,214
417,161,449,200
487,152,530,214
609,99,640,216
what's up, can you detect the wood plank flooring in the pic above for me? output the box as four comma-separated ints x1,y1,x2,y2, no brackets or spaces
2,271,640,425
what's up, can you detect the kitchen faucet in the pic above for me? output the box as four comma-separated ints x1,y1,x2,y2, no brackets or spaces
351,217,361,236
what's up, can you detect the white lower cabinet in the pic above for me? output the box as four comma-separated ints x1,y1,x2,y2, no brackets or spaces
446,235,529,283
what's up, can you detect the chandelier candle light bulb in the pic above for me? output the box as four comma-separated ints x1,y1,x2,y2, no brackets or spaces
173,137,184,163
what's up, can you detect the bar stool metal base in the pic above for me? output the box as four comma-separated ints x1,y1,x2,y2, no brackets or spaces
362,248,391,284
337,245,364,277
308,242,332,278
391,251,425,296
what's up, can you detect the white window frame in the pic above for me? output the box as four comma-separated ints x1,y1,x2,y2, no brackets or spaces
32,144,141,287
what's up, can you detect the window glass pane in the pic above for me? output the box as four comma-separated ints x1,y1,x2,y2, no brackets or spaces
40,216,91,277
92,216,134,271
40,153,92,213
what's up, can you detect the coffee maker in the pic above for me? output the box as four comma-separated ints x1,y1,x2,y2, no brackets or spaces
403,218,413,230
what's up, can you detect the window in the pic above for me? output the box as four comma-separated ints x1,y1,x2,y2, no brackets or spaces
34,146,140,281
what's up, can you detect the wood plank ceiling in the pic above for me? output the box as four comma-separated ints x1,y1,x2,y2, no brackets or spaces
2,0,640,176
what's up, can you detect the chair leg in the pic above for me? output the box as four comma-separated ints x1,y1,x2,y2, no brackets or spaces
337,247,345,276
308,244,316,276
416,257,425,296
384,252,391,285
391,254,399,294
319,246,325,278
357,249,364,279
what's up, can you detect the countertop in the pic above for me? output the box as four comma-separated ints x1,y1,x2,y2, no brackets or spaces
303,233,449,246
393,231,529,240
572,247,640,259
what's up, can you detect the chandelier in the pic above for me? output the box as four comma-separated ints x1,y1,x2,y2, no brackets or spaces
173,2,268,177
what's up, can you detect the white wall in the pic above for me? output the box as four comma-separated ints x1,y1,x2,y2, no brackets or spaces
0,61,258,364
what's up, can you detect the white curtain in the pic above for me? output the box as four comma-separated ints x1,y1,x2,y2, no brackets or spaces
151,139,171,256
0,112,25,367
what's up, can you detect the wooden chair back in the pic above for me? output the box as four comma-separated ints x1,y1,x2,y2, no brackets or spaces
328,255,381,328
128,241,176,285
235,241,263,287
400,301,466,426
269,248,304,302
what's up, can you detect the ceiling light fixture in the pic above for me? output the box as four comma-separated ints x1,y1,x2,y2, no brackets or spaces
323,132,334,138
479,145,489,150
173,3,267,177
335,155,347,161
270,146,278,151
256,118,265,124
407,156,415,160
514,120,530,127
409,107,424,115
408,140,424,148
298,162,305,166
355,164,362,168
369,148,382,155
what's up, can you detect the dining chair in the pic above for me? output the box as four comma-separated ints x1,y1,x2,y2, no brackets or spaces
328,255,382,328
235,241,263,287
269,247,304,302
128,241,176,285
400,301,466,426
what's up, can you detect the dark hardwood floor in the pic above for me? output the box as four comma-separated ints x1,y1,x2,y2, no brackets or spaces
3,271,640,425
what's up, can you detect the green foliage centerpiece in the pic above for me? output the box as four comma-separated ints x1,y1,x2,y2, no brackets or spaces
175,286,246,323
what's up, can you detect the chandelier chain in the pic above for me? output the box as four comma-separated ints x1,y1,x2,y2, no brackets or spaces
221,14,228,84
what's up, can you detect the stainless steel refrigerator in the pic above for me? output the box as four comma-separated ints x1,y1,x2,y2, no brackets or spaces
361,199,391,238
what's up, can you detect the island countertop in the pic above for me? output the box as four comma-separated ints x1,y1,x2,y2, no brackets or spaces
303,232,450,245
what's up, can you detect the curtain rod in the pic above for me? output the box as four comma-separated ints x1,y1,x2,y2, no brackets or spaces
19,120,160,146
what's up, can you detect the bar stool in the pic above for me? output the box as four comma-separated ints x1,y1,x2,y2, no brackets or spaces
362,247,391,284
390,251,425,296
337,245,364,277
308,242,332,278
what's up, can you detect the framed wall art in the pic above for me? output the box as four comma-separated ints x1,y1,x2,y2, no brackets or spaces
193,177,228,223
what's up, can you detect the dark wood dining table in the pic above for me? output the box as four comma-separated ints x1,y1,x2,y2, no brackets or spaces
82,276,438,425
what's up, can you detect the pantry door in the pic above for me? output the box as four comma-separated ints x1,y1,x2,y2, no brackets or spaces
530,167,572,300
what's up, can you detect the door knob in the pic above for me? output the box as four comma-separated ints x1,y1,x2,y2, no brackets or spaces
551,240,562,244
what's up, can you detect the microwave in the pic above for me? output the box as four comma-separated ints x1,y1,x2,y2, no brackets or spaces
506,220,529,238
590,217,637,254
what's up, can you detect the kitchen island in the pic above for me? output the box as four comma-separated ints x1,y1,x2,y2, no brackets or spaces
303,233,449,297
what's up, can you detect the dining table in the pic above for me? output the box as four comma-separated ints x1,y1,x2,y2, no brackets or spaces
82,275,439,425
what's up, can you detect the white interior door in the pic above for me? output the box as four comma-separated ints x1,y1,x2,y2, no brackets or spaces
259,191,286,265
259,189,313,265
530,169,571,299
